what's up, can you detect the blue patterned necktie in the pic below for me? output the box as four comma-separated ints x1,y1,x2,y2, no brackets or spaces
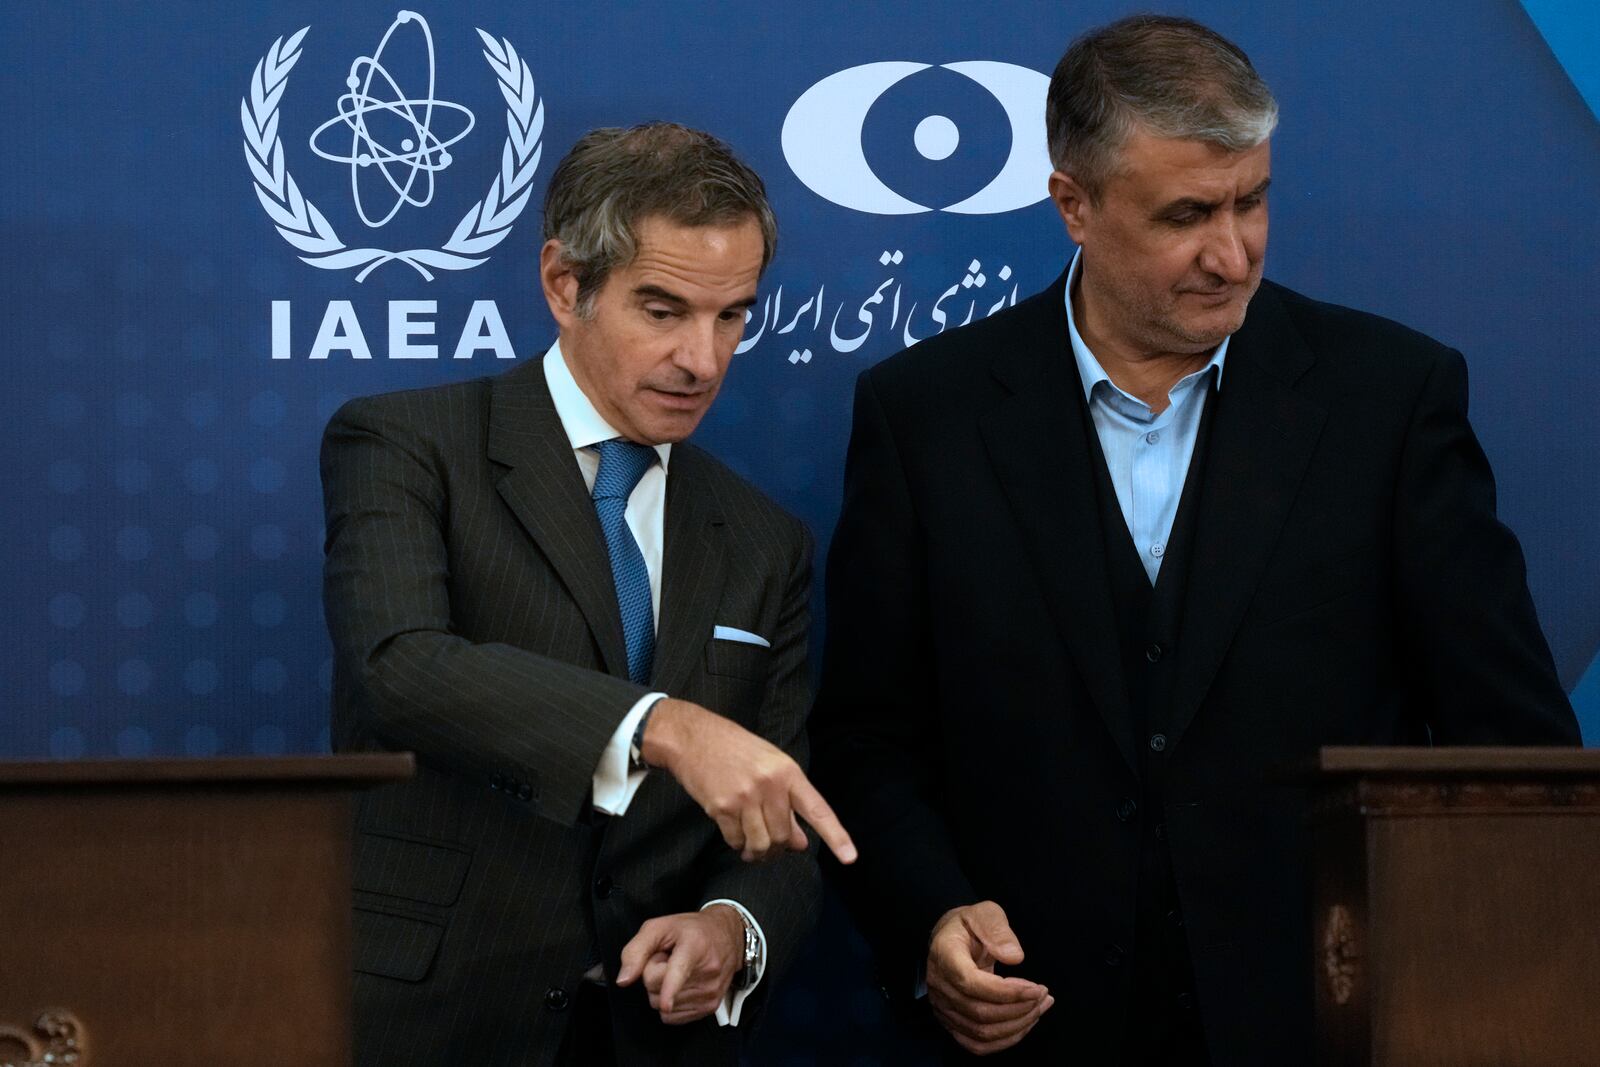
591,438,658,685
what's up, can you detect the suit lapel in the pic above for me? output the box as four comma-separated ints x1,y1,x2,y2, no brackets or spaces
487,358,631,679
650,446,726,697
1168,284,1328,742
646,447,729,697
978,273,1139,775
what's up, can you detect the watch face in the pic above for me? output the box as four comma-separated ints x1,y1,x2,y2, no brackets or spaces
738,922,759,989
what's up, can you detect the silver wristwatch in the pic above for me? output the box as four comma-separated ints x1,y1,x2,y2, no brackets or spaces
732,911,760,991
628,700,661,772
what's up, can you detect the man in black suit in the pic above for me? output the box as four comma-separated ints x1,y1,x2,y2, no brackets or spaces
811,16,1579,1066
322,123,854,1067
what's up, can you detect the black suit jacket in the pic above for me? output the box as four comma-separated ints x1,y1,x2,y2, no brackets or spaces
810,272,1579,1065
321,357,819,1067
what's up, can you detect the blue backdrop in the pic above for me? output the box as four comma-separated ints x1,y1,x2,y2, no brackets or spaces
4,1,1596,1061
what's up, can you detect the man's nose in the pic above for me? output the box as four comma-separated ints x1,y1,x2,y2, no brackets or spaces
673,319,721,382
1200,216,1251,284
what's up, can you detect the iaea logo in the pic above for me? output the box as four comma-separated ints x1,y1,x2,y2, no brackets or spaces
782,61,1052,215
305,12,476,229
241,11,544,281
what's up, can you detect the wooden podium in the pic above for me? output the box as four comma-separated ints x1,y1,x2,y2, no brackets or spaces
1309,747,1600,1067
0,755,412,1067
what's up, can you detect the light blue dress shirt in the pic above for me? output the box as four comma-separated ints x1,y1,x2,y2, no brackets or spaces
1064,251,1229,584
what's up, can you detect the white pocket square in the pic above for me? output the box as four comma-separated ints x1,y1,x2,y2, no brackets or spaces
713,625,770,648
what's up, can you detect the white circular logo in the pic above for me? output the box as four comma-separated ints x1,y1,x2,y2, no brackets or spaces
782,60,1051,216
242,11,544,281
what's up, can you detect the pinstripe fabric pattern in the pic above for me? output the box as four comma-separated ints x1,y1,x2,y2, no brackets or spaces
321,357,820,1067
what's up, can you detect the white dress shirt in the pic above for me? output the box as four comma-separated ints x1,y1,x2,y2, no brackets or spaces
543,341,765,1025
544,341,669,814
1064,250,1228,583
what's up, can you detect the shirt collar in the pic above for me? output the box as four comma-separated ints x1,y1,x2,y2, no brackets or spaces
1063,248,1229,407
542,339,672,471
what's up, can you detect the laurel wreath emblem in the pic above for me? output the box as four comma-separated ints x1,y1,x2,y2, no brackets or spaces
241,25,543,281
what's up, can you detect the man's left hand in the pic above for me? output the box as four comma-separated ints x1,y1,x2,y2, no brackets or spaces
616,906,744,1025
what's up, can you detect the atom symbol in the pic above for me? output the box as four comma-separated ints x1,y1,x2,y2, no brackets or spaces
308,10,475,228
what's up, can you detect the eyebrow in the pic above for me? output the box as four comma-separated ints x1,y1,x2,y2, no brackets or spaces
1155,177,1273,216
632,284,760,312
633,284,688,307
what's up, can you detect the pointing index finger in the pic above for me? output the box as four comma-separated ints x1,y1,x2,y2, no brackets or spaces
790,776,857,864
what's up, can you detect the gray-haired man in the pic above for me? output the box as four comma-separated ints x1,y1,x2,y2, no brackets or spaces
323,123,853,1067
812,15,1577,1066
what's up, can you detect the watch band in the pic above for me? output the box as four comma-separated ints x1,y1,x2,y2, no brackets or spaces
629,700,659,771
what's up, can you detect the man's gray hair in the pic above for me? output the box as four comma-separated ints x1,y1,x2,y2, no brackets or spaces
1046,15,1279,199
542,122,777,316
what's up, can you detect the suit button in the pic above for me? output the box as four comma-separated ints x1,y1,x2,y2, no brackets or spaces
545,987,569,1012
1103,943,1124,967
594,876,613,900
489,774,504,791
1165,908,1184,929
517,783,533,801
1176,991,1195,1010
1145,643,1164,663
1116,798,1138,822
1155,822,1168,842
1149,733,1168,753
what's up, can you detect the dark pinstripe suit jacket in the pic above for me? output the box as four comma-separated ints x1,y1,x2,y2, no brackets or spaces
320,356,819,1067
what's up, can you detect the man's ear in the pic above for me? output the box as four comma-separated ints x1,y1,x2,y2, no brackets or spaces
539,239,581,330
1048,170,1094,246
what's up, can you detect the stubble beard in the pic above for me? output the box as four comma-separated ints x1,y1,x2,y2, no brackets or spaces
1146,276,1260,355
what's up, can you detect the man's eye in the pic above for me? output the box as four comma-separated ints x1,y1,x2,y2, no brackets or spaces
645,307,676,321
1237,197,1263,212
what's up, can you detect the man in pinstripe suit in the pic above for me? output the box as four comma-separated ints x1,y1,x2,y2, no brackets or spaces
321,124,854,1067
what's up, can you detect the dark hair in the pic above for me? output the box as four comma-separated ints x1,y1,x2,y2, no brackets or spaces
542,122,778,315
1046,15,1278,198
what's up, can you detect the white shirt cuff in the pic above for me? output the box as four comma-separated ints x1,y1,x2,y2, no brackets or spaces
701,898,767,1027
591,693,664,815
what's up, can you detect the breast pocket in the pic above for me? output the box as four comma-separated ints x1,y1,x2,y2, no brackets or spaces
704,639,771,681
697,639,772,725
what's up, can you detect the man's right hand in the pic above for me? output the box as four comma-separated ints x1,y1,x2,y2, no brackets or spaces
642,698,857,865
927,901,1053,1056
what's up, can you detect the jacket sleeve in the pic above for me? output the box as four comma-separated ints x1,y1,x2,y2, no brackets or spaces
696,518,822,1023
321,394,649,828
809,369,978,984
1392,348,1579,743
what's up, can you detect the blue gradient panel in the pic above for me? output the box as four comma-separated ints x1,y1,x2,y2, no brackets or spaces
1521,0,1600,122
5,0,1591,760
1574,652,1600,744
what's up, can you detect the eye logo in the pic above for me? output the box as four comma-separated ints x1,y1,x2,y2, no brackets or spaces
782,61,1051,215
